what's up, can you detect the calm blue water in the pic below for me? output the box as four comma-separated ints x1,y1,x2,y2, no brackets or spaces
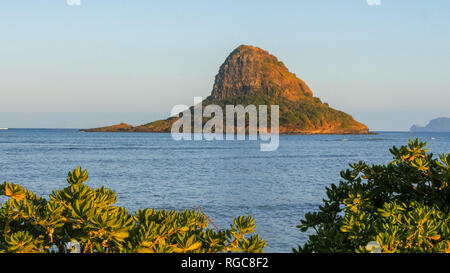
0,129,449,252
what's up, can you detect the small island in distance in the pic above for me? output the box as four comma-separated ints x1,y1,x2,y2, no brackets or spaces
82,45,370,135
410,117,450,133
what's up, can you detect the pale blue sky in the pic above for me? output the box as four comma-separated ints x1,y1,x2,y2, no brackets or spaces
0,0,449,130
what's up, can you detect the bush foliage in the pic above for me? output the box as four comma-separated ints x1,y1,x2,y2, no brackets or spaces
0,167,265,253
296,139,450,253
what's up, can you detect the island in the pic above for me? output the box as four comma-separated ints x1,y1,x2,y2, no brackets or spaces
410,117,450,132
82,45,370,135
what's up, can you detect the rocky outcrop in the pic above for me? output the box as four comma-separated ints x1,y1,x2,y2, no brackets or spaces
210,45,313,102
81,123,134,132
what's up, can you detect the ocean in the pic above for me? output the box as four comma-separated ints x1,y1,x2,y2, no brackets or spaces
0,129,449,252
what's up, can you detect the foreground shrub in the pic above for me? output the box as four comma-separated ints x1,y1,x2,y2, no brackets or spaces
0,167,265,253
295,139,450,253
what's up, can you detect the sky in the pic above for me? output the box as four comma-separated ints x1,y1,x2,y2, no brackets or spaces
0,0,449,131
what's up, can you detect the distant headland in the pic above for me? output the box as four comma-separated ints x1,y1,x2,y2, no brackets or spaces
82,45,370,135
410,117,450,132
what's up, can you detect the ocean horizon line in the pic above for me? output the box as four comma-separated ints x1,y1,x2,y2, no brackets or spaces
1,127,443,134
